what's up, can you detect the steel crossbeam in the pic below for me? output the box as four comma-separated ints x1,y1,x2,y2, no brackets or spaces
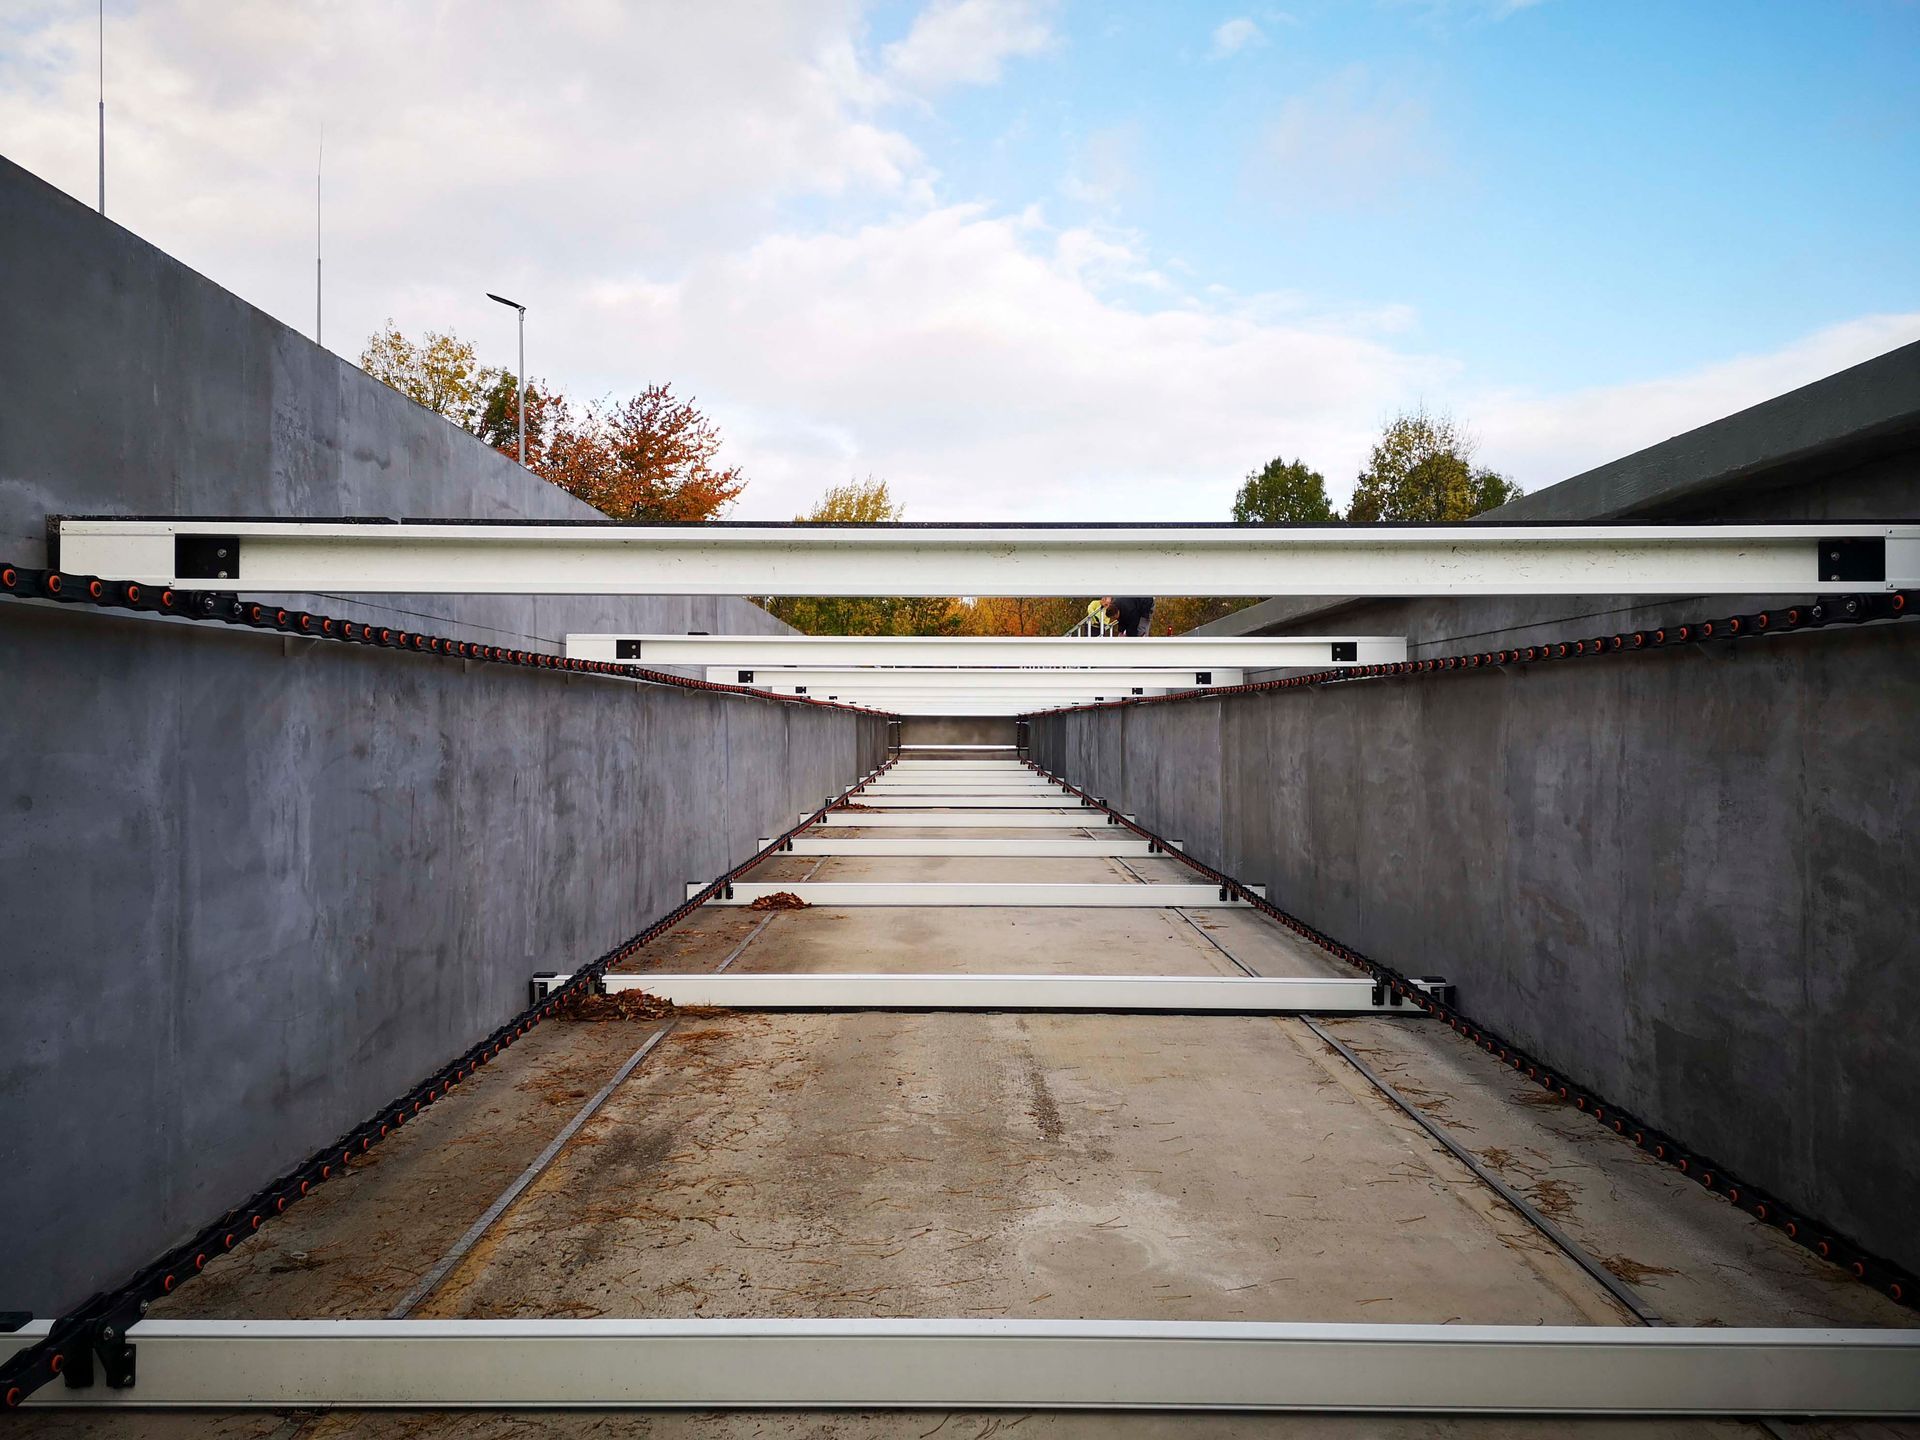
861,782,1064,792
600,973,1439,1013
850,795,1080,808
815,812,1102,827
10,1318,1918,1413
706,667,1248,691
56,518,1918,596
579,635,1401,667
692,882,1260,906
759,838,1165,856
797,696,1167,714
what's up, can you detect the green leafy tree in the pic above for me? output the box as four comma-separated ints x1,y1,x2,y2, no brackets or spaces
473,371,562,470
1347,408,1523,522
1233,457,1337,524
767,479,962,635
359,321,495,428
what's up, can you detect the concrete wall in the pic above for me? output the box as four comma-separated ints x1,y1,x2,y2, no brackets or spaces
900,717,1018,747
0,155,888,1311
0,154,791,650
1032,369,1920,1275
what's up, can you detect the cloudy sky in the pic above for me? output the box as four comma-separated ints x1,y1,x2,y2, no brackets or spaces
4,0,1917,519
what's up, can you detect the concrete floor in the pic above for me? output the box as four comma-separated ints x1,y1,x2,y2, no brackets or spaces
18,766,1916,1438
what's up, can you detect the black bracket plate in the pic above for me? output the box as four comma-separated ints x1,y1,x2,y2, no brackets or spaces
175,534,240,581
1330,642,1357,662
1818,537,1884,583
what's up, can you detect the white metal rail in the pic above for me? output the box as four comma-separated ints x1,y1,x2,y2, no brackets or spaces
600,973,1434,1013
692,882,1259,906
55,519,1916,596
10,1319,1918,1413
705,667,1250,690
850,795,1076,808
816,812,1108,828
762,838,1162,856
586,635,1404,667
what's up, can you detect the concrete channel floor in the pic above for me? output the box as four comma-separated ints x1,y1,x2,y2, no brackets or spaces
20,768,1917,1439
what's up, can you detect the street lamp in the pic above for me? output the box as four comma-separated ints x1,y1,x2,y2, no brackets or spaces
486,292,527,465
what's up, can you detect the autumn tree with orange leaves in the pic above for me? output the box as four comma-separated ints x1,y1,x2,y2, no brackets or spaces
361,324,745,523
541,385,745,522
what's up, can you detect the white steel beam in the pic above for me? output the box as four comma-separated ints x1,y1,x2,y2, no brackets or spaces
760,838,1162,856
847,700,1123,715
867,783,1075,794
56,519,1917,597
815,813,1100,828
601,973,1439,1014
853,795,1080,808
861,791,1066,799
709,667,1247,691
692,882,1260,906
778,693,1170,706
849,796,1079,809
11,1318,1918,1413
887,766,1028,771
583,636,1400,667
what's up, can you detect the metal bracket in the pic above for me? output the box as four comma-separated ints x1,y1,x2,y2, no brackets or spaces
174,534,239,581
1818,537,1884,583
56,1316,137,1391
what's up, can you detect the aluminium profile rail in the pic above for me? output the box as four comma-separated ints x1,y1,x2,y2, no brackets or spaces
7,1318,1917,1413
600,635,1403,667
598,972,1441,1014
690,881,1261,906
703,666,1252,690
760,838,1163,856
54,518,1919,597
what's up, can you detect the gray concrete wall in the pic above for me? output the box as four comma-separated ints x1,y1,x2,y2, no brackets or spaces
1032,384,1920,1275
900,717,1018,747
0,154,791,650
0,155,888,1311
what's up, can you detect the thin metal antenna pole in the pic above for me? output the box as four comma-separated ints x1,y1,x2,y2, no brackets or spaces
315,129,323,346
516,306,525,465
97,0,105,213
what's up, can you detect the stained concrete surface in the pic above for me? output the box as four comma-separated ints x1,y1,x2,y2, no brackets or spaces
14,790,1916,1437
1,155,890,1313
1030,613,1920,1277
0,596,886,1312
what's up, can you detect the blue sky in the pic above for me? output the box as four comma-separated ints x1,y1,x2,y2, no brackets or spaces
3,0,1916,518
873,0,1920,387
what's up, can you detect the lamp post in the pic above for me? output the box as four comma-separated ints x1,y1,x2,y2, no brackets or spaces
486,292,527,465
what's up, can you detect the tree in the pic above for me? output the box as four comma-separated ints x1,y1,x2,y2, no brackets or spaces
766,479,963,635
956,596,1088,637
1151,596,1259,634
359,321,494,428
1347,408,1523,522
473,371,563,471
542,384,746,522
1233,457,1336,524
800,476,902,524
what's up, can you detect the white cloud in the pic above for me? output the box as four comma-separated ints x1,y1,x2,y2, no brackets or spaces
586,207,1454,519
1060,124,1139,209
1470,314,1920,494
1,1,1910,531
1255,67,1439,210
881,0,1056,94
1209,18,1265,59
